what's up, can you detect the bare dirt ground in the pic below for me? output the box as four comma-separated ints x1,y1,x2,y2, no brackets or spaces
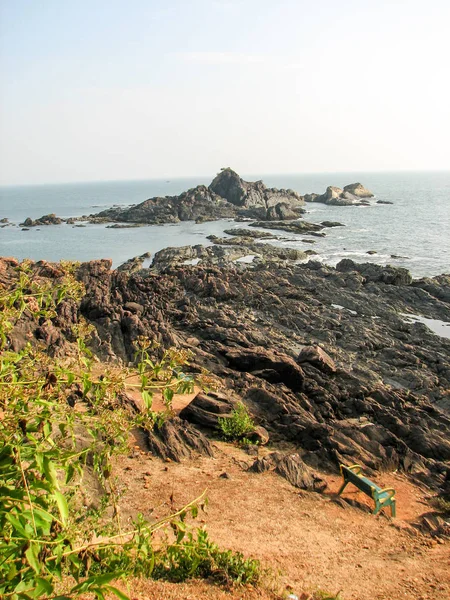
109,433,450,600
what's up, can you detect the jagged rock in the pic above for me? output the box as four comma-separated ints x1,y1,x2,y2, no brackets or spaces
336,259,413,286
92,185,235,225
223,347,305,392
89,169,304,225
117,253,151,274
19,213,63,227
247,425,270,445
249,452,283,473
145,417,214,461
275,454,328,492
4,255,449,490
209,168,304,220
321,221,345,228
343,183,374,198
179,391,237,429
297,346,337,374
306,183,374,206
223,228,278,239
249,220,324,235
250,452,327,492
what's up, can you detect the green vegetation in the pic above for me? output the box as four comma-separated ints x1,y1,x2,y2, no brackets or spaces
0,261,261,599
218,401,255,442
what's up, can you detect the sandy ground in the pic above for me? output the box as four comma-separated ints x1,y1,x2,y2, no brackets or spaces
108,435,450,600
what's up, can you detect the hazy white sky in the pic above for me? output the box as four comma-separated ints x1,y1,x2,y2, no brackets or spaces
0,0,449,185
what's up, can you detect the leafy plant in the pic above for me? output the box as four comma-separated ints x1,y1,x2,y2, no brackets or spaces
218,402,255,441
0,260,260,599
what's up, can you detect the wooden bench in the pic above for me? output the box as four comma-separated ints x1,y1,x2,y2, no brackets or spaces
337,464,396,517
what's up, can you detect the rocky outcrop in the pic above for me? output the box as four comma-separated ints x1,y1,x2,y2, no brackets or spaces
250,452,327,492
343,183,374,198
145,417,215,461
87,169,306,225
248,220,325,235
209,168,305,220
305,183,374,206
3,255,450,493
336,259,413,286
151,242,308,269
19,214,63,227
90,185,236,225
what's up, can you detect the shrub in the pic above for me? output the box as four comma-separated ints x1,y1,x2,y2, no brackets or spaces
218,402,255,441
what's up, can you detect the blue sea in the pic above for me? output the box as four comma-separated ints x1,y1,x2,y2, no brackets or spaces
1,171,449,278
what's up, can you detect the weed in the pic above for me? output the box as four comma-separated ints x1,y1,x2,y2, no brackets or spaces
218,402,255,441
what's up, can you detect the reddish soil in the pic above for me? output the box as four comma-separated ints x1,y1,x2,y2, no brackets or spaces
109,436,450,600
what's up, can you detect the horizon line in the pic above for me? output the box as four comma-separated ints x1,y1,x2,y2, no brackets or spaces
1,167,450,189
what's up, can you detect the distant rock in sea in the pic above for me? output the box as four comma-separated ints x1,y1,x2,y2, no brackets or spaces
305,182,374,206
20,213,63,227
88,168,307,225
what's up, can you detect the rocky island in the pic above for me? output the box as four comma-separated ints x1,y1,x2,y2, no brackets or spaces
82,168,375,226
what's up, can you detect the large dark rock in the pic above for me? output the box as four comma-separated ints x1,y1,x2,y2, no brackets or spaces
336,259,413,286
145,417,214,461
209,168,304,219
19,213,63,227
88,169,305,225
250,452,327,492
223,347,305,392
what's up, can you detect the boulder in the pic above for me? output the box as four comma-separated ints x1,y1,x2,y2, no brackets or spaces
224,347,305,392
297,346,337,374
250,452,327,492
145,417,214,461
336,259,413,286
343,183,374,198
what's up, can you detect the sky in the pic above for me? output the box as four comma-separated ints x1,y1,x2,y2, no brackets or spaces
0,0,449,185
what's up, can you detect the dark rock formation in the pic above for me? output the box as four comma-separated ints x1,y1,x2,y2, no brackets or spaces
336,259,413,286
3,255,450,492
87,169,306,225
209,168,304,220
223,228,278,239
248,220,324,235
19,214,63,227
250,452,327,492
145,417,214,461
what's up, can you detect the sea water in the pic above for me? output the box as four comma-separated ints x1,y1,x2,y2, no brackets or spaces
0,171,449,277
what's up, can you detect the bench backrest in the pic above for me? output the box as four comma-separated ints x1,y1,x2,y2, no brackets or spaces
342,467,377,496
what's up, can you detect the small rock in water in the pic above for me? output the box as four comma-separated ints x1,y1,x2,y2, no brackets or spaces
367,250,377,255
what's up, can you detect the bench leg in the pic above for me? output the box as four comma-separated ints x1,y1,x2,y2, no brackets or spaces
337,480,349,496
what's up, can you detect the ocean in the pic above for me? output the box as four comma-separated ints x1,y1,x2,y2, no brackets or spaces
1,171,449,278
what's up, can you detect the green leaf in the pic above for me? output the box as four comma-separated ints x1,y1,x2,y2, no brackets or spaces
5,513,29,538
53,490,69,525
43,457,58,489
30,577,53,597
71,572,124,592
141,390,153,410
105,585,130,600
25,541,40,574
